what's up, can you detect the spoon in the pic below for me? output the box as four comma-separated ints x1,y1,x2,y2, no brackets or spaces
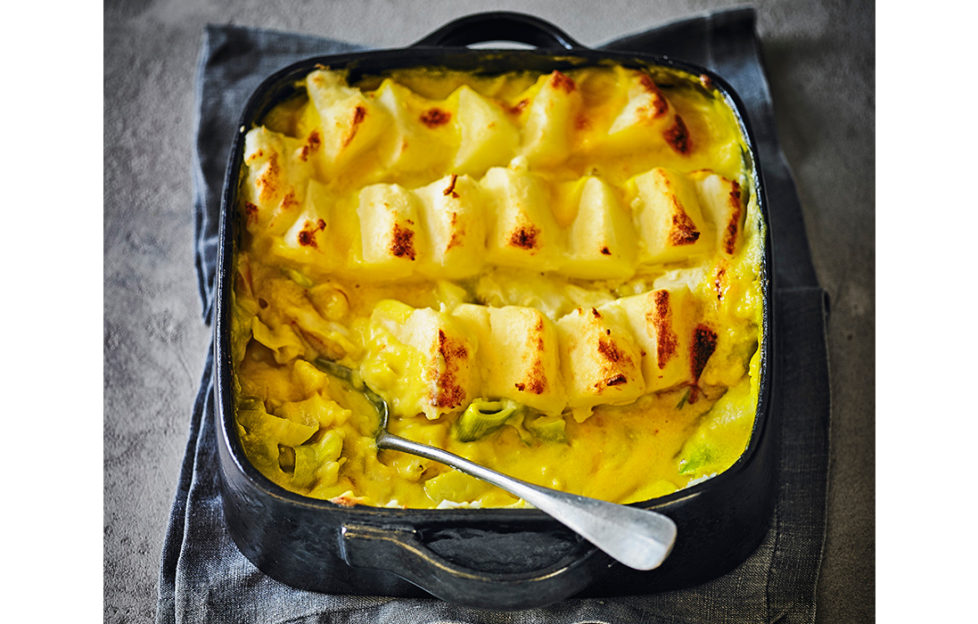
314,357,677,571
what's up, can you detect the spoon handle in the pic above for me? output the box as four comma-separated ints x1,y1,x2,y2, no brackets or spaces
378,431,677,571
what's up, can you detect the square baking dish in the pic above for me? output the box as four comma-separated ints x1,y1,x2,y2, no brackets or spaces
213,11,776,609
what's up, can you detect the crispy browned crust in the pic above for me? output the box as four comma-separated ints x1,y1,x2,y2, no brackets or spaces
663,114,691,154
307,130,321,150
279,190,300,213
550,70,576,93
244,202,259,225
297,225,316,248
329,494,358,507
603,373,628,387
597,335,624,363
432,329,469,408
390,223,416,260
722,181,742,255
668,197,701,246
581,310,638,390
297,219,327,248
714,266,727,302
515,317,548,395
508,98,529,115
420,107,451,128
690,324,718,381
637,74,669,119
516,358,547,394
342,105,367,148
445,212,463,252
650,290,678,368
443,174,459,198
299,130,322,161
509,223,540,251
255,153,279,202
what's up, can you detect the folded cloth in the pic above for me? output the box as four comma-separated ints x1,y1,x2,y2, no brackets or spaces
160,8,830,623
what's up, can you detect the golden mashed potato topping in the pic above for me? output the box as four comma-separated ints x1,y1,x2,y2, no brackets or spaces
231,64,765,508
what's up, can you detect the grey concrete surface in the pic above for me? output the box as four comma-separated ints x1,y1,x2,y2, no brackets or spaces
104,1,874,622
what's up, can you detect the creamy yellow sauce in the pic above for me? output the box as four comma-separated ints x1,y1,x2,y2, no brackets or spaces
231,65,765,508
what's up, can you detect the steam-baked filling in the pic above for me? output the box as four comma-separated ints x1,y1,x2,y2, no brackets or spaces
231,65,764,508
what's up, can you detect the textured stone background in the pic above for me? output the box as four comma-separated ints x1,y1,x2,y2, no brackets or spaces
103,1,874,622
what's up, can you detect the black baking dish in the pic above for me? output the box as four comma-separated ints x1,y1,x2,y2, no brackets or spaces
213,11,776,609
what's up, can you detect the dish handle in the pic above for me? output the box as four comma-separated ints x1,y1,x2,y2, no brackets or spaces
411,11,583,50
339,522,598,608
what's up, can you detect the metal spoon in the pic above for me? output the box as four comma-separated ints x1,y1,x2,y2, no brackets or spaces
314,357,677,571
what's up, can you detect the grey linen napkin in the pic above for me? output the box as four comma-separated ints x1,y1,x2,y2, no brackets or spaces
159,8,830,623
